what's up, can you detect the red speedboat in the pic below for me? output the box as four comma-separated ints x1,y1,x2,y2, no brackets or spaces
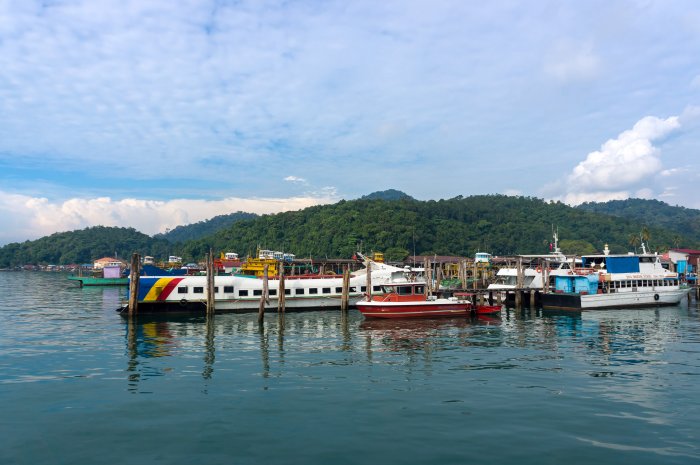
453,293,502,316
357,282,472,319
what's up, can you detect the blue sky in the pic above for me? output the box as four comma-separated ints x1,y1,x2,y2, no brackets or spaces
1,0,699,245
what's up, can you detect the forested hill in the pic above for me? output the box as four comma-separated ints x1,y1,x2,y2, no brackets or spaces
155,211,258,243
177,195,700,262
577,198,700,245
0,226,173,267
3,195,699,267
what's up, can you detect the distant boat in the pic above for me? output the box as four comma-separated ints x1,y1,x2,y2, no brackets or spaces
68,265,127,287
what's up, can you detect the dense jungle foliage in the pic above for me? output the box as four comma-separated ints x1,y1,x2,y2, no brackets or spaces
154,211,258,243
0,226,172,266
2,194,699,266
577,198,700,247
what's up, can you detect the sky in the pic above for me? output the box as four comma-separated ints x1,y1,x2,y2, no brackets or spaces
1,0,699,245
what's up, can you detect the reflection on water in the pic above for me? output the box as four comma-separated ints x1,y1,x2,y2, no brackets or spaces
2,272,700,465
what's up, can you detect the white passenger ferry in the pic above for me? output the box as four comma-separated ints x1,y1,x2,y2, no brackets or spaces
541,245,687,310
120,256,412,314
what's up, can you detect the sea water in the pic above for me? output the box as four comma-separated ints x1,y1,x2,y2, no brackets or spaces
1,272,699,465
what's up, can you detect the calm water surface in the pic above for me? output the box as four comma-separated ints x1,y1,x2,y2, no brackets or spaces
1,272,699,465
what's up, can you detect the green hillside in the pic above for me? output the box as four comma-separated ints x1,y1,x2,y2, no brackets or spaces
2,195,698,267
0,226,173,267
577,198,700,248
155,211,258,243
178,195,699,262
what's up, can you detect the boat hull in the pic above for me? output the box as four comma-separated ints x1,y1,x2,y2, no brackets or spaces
541,289,688,311
356,301,472,319
69,276,128,286
120,295,367,315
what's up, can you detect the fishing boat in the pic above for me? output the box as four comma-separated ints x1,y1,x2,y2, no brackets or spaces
357,282,472,318
118,257,411,315
541,244,688,310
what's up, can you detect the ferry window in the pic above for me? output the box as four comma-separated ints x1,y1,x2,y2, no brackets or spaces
373,286,381,292
269,289,277,296
309,288,318,295
562,263,570,269
349,287,357,292
360,286,367,292
336,287,343,293
239,290,248,297
397,286,413,295
214,287,219,293
177,286,188,294
322,288,331,294
253,290,262,296
285,289,291,295
193,287,204,294
415,285,425,294
223,286,234,293
295,289,305,295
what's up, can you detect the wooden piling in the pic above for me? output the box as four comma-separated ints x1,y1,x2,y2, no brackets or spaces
530,289,536,308
278,261,286,313
128,253,140,315
341,265,350,312
206,250,215,315
435,265,442,294
473,262,478,290
424,257,430,296
515,256,523,309
366,261,372,301
258,264,269,323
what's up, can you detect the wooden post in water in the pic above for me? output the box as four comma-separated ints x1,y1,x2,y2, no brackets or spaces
366,261,372,301
206,250,215,315
473,262,478,290
530,289,536,308
278,261,286,313
435,265,442,295
128,253,140,315
341,265,350,312
258,264,269,323
424,257,430,296
515,256,523,308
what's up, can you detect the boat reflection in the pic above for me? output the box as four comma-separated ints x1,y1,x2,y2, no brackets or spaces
121,305,689,392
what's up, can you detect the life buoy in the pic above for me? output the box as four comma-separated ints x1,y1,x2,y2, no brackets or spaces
179,298,188,307
536,267,542,273
654,294,659,301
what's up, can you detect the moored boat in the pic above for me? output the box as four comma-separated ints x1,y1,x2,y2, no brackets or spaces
118,258,411,315
357,282,472,318
541,245,688,310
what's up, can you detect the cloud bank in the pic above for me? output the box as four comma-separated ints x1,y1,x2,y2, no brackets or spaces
559,115,681,205
0,191,337,245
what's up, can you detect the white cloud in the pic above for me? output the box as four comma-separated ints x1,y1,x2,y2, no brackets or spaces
284,176,307,183
0,191,337,245
560,115,681,204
